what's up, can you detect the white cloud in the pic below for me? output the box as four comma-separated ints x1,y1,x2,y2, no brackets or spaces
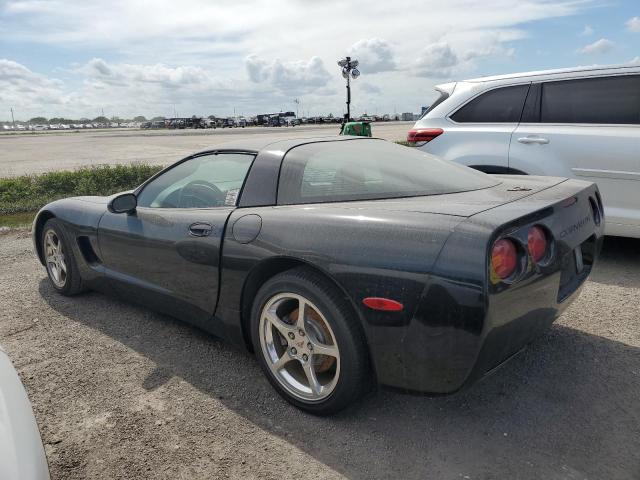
413,43,460,78
412,39,514,79
245,55,331,95
580,25,594,36
79,58,214,89
626,16,640,32
0,59,70,116
579,38,615,55
347,39,396,74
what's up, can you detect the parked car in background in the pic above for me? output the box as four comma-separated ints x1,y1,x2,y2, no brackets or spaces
221,118,236,128
0,346,50,479
410,63,640,238
33,136,603,414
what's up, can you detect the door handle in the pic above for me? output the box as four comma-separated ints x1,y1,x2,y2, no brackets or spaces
518,136,549,145
188,222,213,237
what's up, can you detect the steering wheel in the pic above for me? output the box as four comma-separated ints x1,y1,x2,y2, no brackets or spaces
178,180,225,208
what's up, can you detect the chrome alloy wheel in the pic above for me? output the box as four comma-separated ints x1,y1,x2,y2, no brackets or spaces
259,293,340,402
44,229,67,288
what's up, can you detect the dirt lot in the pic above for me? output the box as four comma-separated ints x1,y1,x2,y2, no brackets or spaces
0,230,638,480
0,122,413,177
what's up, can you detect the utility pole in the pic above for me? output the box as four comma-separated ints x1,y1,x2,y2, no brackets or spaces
10,107,15,128
294,98,300,118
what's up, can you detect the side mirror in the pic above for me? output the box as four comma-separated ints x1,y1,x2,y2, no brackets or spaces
108,193,137,214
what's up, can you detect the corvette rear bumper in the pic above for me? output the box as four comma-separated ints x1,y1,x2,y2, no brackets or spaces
376,181,605,394
392,240,599,394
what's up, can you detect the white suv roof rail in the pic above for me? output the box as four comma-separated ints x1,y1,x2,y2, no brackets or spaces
463,62,640,83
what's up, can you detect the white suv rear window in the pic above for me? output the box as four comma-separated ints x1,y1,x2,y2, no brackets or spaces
451,85,529,123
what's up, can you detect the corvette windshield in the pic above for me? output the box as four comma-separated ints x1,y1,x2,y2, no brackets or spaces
278,139,500,204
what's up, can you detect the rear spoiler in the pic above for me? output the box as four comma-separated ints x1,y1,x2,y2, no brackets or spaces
434,82,457,96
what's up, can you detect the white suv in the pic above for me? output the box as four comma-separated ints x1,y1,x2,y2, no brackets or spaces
409,63,640,238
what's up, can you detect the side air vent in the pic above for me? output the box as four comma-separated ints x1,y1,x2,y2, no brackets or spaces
77,236,101,265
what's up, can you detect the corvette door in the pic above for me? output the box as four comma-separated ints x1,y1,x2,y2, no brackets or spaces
97,152,255,323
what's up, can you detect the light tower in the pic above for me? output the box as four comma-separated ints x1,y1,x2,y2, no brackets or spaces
337,56,360,122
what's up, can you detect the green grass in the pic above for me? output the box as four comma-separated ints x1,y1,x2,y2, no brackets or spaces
0,212,35,228
0,164,162,217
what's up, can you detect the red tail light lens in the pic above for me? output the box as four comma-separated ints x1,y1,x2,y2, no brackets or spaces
407,128,443,143
362,297,404,312
491,239,518,279
527,226,547,263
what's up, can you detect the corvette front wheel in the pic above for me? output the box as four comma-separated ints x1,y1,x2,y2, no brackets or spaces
42,218,84,296
251,267,370,415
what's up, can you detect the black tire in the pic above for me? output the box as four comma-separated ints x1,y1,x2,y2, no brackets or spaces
250,267,370,415
41,218,85,295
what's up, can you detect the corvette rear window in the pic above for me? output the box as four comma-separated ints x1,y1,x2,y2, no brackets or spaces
277,140,499,205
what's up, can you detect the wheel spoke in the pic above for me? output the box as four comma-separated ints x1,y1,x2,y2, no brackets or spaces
58,257,67,273
272,352,293,371
303,362,321,395
264,311,294,338
311,341,339,359
296,297,308,328
50,264,59,282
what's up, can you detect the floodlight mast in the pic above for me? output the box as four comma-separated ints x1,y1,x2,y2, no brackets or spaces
337,56,360,123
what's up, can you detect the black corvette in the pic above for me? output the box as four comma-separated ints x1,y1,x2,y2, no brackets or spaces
33,136,603,414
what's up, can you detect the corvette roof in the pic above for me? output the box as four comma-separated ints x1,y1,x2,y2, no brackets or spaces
195,135,375,156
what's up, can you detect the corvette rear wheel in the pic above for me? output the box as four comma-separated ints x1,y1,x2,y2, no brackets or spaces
42,219,84,295
251,267,370,415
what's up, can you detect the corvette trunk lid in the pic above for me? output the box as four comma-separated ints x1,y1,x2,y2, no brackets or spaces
357,175,567,217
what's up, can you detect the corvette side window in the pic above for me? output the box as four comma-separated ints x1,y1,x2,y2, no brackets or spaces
136,153,255,208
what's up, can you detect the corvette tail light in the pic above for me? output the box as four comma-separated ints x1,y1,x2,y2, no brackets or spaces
527,225,548,263
491,238,518,279
407,128,443,143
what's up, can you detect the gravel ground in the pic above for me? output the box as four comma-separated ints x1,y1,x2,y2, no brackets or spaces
0,230,638,480
0,122,413,177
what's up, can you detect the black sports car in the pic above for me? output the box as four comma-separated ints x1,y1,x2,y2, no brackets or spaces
33,136,603,414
